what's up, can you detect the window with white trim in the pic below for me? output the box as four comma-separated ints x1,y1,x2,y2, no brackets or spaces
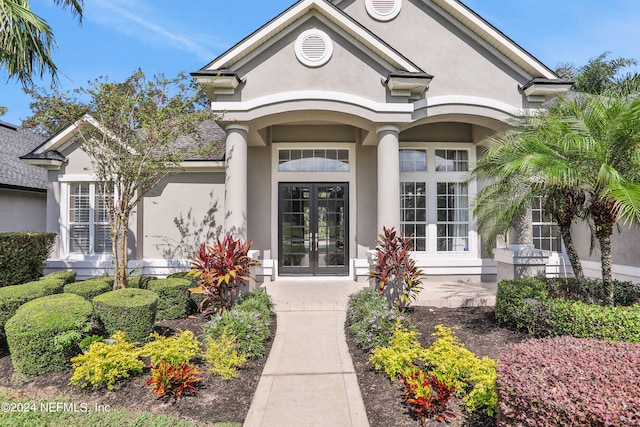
399,145,473,254
532,196,562,251
400,182,427,251
68,182,112,254
436,182,469,252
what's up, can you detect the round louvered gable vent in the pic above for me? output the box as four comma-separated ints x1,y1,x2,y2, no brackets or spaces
295,29,333,67
366,0,402,21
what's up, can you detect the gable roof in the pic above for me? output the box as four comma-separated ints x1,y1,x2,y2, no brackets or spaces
198,0,560,84
196,0,425,75
0,121,47,191
22,114,227,167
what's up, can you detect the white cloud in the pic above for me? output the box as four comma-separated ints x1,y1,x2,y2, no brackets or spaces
87,0,228,62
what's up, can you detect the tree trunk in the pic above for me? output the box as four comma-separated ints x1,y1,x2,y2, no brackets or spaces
598,231,614,305
558,224,586,287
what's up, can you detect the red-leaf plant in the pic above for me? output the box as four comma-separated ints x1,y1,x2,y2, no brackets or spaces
401,367,456,426
370,227,423,310
189,235,261,314
146,360,202,401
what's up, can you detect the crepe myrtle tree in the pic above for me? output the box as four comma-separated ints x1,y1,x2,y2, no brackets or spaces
24,70,218,289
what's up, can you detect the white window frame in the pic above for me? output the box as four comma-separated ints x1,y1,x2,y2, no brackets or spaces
532,196,563,252
399,143,477,257
59,175,114,260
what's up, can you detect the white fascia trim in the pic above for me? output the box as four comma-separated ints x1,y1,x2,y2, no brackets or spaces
34,113,135,156
58,174,99,182
415,95,526,116
175,161,225,171
429,0,556,79
206,0,421,73
213,90,415,115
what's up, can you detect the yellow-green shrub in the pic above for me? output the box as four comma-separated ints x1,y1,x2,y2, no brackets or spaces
203,330,247,380
69,331,145,390
421,325,497,415
368,329,426,380
140,330,201,365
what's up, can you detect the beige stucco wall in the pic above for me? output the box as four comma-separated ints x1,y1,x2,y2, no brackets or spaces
226,17,394,104
0,188,46,232
355,143,377,257
142,172,225,261
572,221,640,268
341,0,530,107
247,146,272,258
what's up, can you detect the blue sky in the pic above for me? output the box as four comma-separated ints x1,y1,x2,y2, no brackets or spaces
2,0,639,126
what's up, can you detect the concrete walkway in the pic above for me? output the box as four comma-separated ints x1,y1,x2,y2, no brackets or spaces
243,279,497,427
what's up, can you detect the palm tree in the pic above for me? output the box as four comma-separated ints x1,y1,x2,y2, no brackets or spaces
1,0,83,85
472,93,640,305
471,113,587,288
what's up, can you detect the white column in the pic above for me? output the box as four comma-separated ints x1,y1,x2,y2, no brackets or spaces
376,125,401,234
224,124,249,241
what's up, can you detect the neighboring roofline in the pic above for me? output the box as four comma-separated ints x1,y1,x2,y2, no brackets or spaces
0,183,47,194
196,0,424,74
0,120,19,131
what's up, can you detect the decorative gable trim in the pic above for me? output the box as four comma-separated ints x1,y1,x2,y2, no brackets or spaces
366,0,402,21
197,0,423,74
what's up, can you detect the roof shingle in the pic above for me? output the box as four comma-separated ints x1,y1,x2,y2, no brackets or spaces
0,121,47,191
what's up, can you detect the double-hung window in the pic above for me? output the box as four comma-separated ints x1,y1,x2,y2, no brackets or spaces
399,146,473,254
532,196,562,251
68,182,112,255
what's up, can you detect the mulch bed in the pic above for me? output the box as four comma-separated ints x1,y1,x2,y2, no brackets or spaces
347,306,531,427
1,306,528,426
0,314,276,425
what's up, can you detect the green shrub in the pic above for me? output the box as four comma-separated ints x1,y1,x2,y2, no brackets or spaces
40,270,77,284
368,329,426,380
495,278,550,334
235,290,274,320
70,331,145,390
203,309,272,359
421,325,497,416
547,299,640,343
93,288,158,342
64,279,112,301
0,232,56,287
5,293,93,376
496,278,640,342
543,277,640,306
346,288,414,351
203,330,248,380
140,330,202,365
147,278,192,320
127,275,157,289
0,278,65,340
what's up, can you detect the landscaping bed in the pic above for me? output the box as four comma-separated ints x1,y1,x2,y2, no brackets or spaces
0,312,276,426
347,305,530,427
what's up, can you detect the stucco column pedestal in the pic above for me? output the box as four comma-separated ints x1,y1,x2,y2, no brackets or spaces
224,124,249,241
494,245,550,282
376,125,400,234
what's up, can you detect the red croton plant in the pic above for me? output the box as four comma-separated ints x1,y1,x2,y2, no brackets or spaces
189,235,260,313
401,367,456,425
370,227,423,310
146,360,202,401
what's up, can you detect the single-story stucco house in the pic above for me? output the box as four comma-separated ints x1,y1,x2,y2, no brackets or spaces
20,0,640,283
0,121,46,232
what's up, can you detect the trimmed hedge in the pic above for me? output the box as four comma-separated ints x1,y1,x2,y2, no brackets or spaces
495,278,640,342
497,336,640,426
0,232,56,287
64,279,113,301
0,278,65,340
93,288,158,342
127,276,157,289
40,270,77,285
5,293,93,376
147,278,192,320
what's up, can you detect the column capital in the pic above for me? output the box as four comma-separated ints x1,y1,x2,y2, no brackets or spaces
375,124,400,134
224,123,249,133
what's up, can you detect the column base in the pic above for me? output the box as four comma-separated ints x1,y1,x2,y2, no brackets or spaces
494,245,551,282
